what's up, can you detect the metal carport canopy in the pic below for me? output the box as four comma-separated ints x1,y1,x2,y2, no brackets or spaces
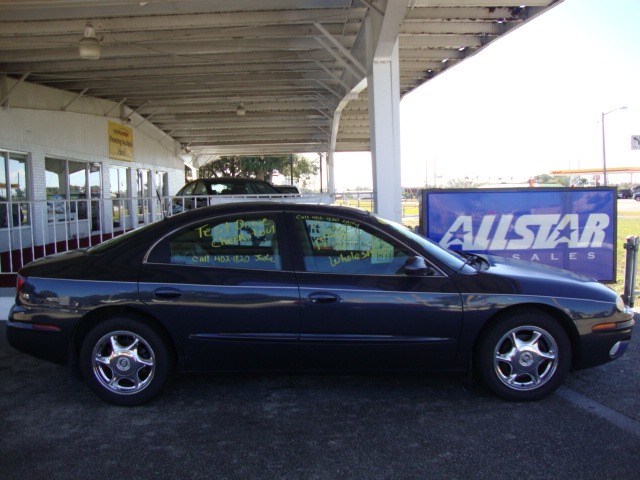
0,0,561,219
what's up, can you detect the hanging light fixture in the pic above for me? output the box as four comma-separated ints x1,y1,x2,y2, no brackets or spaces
179,146,193,162
236,103,246,116
79,21,101,60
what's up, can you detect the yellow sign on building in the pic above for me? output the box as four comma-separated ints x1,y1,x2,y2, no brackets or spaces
108,121,134,162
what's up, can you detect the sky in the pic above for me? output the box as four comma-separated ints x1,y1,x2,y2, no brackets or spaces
332,0,640,190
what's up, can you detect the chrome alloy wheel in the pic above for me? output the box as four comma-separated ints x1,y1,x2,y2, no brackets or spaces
493,325,559,391
91,330,156,395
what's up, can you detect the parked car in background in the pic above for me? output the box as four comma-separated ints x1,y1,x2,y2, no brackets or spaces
633,191,640,201
172,177,282,212
7,203,634,406
617,188,633,199
273,185,300,194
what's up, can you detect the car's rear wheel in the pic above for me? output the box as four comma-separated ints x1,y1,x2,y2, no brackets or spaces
476,310,571,401
79,317,171,406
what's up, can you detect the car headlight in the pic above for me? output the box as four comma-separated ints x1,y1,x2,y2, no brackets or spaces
615,295,625,312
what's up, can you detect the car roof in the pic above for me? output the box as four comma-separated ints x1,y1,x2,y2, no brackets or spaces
170,201,372,221
177,177,281,195
87,202,375,258
192,177,271,185
159,202,374,233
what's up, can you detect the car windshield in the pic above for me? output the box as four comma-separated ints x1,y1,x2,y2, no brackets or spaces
205,180,279,195
372,214,467,270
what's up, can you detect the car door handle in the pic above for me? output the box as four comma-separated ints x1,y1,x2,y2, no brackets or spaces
153,287,183,299
308,292,340,304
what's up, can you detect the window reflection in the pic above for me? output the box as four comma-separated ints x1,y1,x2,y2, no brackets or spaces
295,215,410,275
110,166,129,230
43,158,102,230
1,151,29,228
137,169,150,224
149,215,281,271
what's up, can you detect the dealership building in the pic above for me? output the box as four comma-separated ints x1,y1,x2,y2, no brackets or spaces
1,79,186,282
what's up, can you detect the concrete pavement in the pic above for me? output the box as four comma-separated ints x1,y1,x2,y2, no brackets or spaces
0,288,13,321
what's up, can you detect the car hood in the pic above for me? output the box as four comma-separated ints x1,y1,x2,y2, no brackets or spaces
458,253,618,303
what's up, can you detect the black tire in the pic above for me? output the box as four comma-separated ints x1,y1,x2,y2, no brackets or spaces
79,316,172,406
475,310,571,401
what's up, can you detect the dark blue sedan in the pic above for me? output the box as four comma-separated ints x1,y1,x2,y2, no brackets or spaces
7,203,635,405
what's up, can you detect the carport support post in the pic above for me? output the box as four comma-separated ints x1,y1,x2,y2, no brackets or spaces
622,236,639,307
367,40,402,222
327,151,335,193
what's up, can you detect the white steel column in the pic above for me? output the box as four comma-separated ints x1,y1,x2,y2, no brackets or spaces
368,39,402,222
327,150,335,193
327,109,342,194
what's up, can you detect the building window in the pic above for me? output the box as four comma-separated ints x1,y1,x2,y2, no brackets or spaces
45,157,98,224
110,166,130,230
0,150,29,228
137,169,151,224
155,171,168,197
69,160,87,222
89,163,102,231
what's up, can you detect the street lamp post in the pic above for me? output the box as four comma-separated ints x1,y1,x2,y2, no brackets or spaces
601,106,627,186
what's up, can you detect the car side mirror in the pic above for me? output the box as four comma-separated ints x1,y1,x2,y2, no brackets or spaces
403,256,432,276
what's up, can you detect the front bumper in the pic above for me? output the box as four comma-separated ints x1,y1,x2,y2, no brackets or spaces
575,309,635,370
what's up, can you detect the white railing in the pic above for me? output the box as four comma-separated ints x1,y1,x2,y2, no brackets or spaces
0,192,429,276
0,197,149,275
169,191,333,213
0,192,428,276
0,192,335,275
333,191,375,209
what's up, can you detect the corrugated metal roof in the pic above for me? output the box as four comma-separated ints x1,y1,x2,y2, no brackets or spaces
0,0,561,158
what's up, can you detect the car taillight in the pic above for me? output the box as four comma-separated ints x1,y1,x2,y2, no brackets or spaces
16,274,27,296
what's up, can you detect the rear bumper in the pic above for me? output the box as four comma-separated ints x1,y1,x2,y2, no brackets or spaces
6,304,73,365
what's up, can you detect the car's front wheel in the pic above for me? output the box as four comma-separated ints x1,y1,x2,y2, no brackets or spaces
476,311,571,401
79,317,172,406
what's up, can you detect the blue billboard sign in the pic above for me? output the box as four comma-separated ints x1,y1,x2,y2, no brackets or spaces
421,188,617,282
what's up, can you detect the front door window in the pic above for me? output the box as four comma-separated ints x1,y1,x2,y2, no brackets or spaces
295,215,411,275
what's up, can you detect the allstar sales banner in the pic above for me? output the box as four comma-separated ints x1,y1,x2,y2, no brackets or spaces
421,187,617,282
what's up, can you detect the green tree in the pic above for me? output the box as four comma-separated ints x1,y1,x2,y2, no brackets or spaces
535,174,554,184
535,174,569,186
278,155,319,188
446,177,480,189
199,155,318,185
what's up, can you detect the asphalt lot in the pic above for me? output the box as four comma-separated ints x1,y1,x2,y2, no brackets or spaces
1,200,639,479
1,313,639,480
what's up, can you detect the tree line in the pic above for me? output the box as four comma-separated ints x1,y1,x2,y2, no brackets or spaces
197,155,318,188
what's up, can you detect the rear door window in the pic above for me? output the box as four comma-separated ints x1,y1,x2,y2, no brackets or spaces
148,213,282,270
